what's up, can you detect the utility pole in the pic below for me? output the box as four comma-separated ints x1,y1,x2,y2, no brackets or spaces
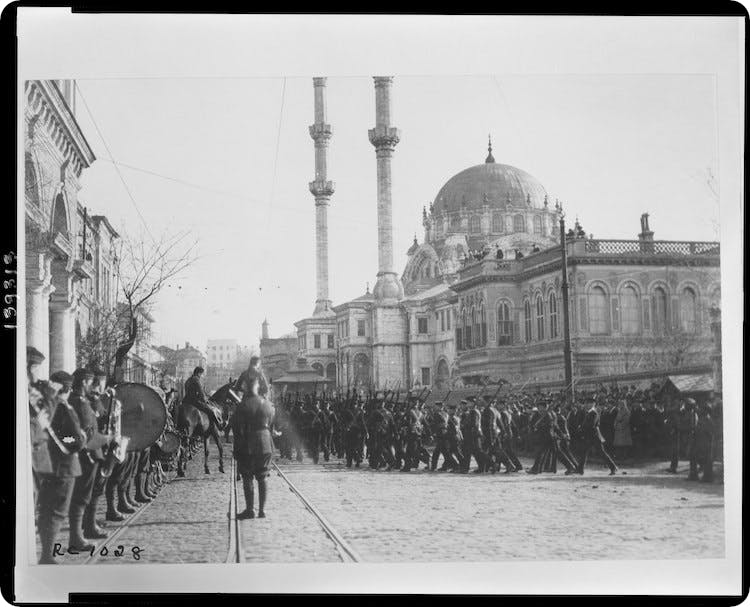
559,215,575,403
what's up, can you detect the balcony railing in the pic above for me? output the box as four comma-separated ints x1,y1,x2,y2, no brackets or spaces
583,239,720,257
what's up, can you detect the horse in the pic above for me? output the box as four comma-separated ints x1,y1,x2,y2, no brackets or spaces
175,384,236,476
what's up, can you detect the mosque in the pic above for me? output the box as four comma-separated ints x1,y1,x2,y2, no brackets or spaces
262,77,721,393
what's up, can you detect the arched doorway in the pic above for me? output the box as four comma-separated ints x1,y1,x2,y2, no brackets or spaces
352,353,370,388
435,358,450,390
326,362,336,384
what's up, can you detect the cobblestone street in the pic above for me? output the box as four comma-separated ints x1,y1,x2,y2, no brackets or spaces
276,456,724,562
35,446,725,565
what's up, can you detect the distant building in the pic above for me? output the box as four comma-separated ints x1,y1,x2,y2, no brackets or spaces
259,319,299,382
206,338,240,369
266,77,722,393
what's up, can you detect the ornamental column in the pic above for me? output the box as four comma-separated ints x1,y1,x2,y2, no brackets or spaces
309,77,335,316
49,260,77,373
368,76,403,303
26,250,54,378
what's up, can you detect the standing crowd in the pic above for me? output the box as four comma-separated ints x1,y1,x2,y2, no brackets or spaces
27,346,169,564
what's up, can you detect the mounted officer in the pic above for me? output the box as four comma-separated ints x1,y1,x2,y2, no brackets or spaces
184,367,223,428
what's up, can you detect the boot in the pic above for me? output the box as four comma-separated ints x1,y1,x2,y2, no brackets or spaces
257,477,267,518
117,489,136,514
144,475,158,498
68,509,95,552
134,474,152,503
83,502,108,539
122,483,140,509
237,477,254,519
38,516,60,564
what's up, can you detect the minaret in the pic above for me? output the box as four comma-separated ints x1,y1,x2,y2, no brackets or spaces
261,318,269,340
368,76,403,303
309,77,335,316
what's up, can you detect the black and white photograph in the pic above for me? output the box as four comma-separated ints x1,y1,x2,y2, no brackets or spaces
10,10,744,601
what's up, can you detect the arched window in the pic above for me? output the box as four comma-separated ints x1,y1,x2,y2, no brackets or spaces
463,309,472,349
473,306,482,348
513,214,526,233
536,295,545,340
680,287,697,333
548,292,559,338
588,286,609,335
533,215,543,235
492,213,504,233
653,286,668,335
326,362,337,381
434,221,443,237
25,153,40,206
620,285,641,335
524,300,532,343
52,192,68,237
469,215,481,234
497,302,512,345
450,214,462,232
424,264,431,279
480,305,487,346
311,362,325,377
455,309,463,350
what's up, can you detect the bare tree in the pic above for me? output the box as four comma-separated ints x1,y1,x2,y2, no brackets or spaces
111,230,198,382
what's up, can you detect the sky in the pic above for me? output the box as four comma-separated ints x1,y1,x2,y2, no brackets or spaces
70,73,719,351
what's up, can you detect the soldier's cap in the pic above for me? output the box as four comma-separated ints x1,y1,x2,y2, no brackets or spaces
73,367,95,382
26,346,45,366
49,370,73,390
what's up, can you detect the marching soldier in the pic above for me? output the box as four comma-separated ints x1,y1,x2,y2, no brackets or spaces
289,399,305,462
28,347,52,510
428,402,452,471
460,399,484,473
445,403,464,472
576,397,618,475
401,399,424,472
369,399,396,470
498,399,523,472
319,401,336,462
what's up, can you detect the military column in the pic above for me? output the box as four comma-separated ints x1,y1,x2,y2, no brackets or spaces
368,76,406,387
309,77,335,316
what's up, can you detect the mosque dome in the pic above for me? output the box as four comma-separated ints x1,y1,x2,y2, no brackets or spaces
432,141,548,213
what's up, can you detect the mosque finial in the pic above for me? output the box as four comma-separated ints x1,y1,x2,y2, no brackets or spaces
414,233,418,244
366,282,370,294
544,194,549,208
485,134,495,164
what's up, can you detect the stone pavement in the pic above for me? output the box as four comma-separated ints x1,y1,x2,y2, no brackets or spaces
35,446,231,565
237,461,342,563
279,456,725,562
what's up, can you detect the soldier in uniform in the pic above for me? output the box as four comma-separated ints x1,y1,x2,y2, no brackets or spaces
401,399,424,472
319,401,336,462
691,403,714,483
369,399,396,470
576,398,618,475
185,367,223,428
461,399,484,473
445,403,465,471
497,399,523,471
289,398,306,462
37,371,86,564
67,368,110,550
28,347,51,510
82,368,112,538
232,373,275,519
480,397,516,473
344,400,367,468
428,402,452,471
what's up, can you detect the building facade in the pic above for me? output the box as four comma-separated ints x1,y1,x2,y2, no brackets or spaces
265,76,722,392
259,319,299,383
25,80,97,377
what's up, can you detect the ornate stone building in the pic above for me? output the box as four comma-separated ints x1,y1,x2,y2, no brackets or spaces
265,76,722,392
25,80,97,376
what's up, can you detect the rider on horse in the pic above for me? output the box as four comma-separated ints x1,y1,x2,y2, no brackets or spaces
182,367,224,429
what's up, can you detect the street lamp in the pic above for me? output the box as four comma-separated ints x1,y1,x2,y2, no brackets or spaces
559,210,575,403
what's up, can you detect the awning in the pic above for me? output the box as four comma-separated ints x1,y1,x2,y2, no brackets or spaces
665,373,714,394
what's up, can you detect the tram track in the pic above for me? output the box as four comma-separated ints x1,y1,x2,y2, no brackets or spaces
271,461,363,563
82,487,159,565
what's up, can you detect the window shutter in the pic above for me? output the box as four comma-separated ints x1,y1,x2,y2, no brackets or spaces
579,296,588,332
611,297,620,332
671,297,680,332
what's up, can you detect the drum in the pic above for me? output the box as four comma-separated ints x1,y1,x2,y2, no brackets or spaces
113,382,168,452
157,430,181,455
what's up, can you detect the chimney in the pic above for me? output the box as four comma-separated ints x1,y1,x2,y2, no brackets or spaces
638,213,654,253
368,76,404,303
